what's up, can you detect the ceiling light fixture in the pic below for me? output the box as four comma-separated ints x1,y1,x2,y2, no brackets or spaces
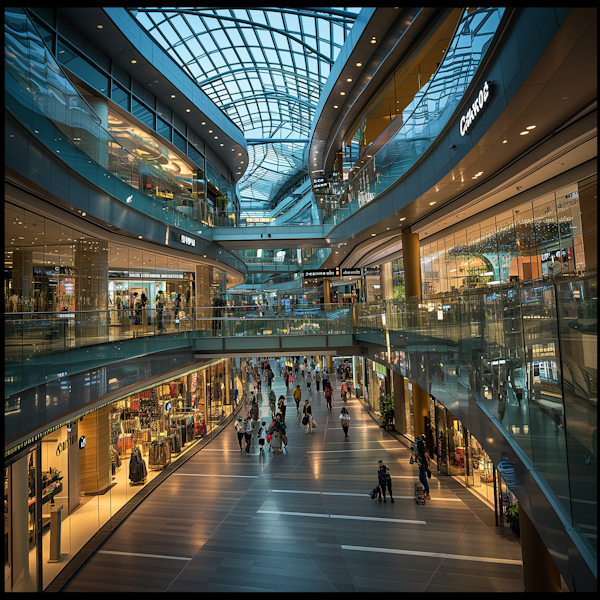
186,109,191,112
97,24,103,29
333,105,339,109
400,217,406,221
526,125,536,130
429,201,436,205
340,91,346,96
520,131,529,136
356,62,362,67
171,94,176,98
346,78,353,82
131,60,137,64
502,140,507,143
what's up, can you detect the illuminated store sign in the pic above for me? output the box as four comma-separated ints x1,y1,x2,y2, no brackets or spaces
180,234,196,247
459,81,491,136
342,268,361,276
304,269,338,278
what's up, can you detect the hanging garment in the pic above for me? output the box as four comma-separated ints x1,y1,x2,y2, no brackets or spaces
129,448,147,483
148,439,171,468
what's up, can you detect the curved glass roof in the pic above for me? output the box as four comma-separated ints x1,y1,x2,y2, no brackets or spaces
132,8,360,207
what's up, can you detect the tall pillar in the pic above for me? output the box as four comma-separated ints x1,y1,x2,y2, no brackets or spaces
381,261,393,301
10,455,36,591
324,280,333,372
520,504,561,592
392,370,407,435
401,227,421,299
412,383,430,440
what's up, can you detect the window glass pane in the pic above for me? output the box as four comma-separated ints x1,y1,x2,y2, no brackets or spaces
111,81,129,110
173,130,186,154
57,40,109,95
131,98,154,129
156,116,171,141
187,144,203,169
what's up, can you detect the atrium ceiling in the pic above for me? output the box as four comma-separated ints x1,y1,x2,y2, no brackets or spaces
132,7,361,209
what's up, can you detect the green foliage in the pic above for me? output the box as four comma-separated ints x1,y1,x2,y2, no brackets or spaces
212,296,226,307
216,195,229,210
378,393,395,425
506,501,519,526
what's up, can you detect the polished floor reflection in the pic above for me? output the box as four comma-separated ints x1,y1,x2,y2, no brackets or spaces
63,360,524,592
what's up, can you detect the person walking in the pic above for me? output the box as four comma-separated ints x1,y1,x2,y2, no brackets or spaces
278,395,287,420
341,380,348,403
377,460,395,503
414,438,431,499
268,368,274,390
269,389,277,419
294,359,300,378
325,384,333,412
258,421,267,453
256,372,262,394
284,369,290,390
302,399,313,434
315,370,321,392
276,413,287,448
251,396,260,427
270,422,283,454
300,362,305,378
234,417,245,451
294,385,302,414
244,416,253,454
306,370,313,392
340,406,350,438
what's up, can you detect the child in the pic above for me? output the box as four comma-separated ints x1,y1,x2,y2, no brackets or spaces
258,421,267,452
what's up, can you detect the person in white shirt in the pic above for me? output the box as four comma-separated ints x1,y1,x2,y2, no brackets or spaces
234,417,245,451
339,407,350,439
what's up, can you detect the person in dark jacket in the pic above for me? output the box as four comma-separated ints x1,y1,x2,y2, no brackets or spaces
414,439,431,499
377,460,394,502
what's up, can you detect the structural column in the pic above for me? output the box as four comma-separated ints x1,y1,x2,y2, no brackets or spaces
323,279,333,373
520,504,561,592
401,226,422,299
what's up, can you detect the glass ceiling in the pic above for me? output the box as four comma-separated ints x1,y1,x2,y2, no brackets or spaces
132,7,361,208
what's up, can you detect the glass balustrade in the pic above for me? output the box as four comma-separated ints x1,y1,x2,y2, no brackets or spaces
4,8,233,236
323,7,505,227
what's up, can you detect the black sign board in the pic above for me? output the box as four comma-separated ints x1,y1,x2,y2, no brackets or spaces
312,177,329,190
303,269,338,278
342,268,361,277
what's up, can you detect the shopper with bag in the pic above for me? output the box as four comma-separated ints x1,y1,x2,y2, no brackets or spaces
340,407,350,438
278,395,287,420
377,460,395,503
302,400,313,434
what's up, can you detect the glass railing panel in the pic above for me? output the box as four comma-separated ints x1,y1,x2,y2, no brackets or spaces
5,8,231,236
324,8,505,227
556,276,597,556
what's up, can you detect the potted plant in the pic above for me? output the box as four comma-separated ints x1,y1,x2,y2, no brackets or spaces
506,501,520,538
379,394,395,430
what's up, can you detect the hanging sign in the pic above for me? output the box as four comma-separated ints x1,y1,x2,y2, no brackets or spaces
303,269,339,278
79,436,86,449
342,268,361,277
459,81,491,136
312,176,329,190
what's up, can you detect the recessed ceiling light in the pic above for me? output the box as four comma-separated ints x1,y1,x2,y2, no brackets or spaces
209,130,213,133
139,236,142,239
201,122,206,125
214,136,218,139
520,131,529,135
186,109,191,113
429,201,436,205
526,125,536,130
340,91,346,96
502,140,507,143
81,212,86,216
171,94,176,98
97,24,103,29
333,105,339,109
346,78,353,82
400,217,406,221
371,233,376,236
356,62,362,67
238,153,242,155
231,148,235,151
371,38,377,44
131,60,137,64
220,143,224,146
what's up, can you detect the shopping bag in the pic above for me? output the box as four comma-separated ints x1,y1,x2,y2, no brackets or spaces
312,420,317,428
370,487,379,500
290,376,294,383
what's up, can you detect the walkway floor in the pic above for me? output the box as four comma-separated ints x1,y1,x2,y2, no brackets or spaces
63,360,524,593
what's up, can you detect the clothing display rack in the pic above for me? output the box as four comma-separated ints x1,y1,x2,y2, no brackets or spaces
148,438,171,470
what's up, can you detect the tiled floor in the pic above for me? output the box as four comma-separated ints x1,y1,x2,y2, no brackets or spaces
64,359,524,593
